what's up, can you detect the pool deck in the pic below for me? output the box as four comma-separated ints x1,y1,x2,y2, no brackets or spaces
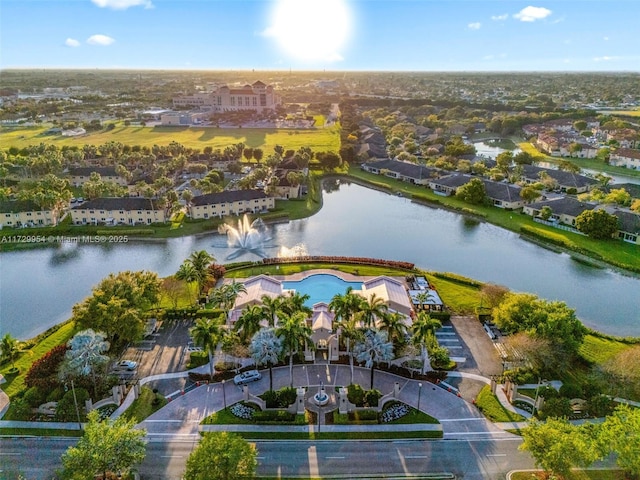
227,268,408,285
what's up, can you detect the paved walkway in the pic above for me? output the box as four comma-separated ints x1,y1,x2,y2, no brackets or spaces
0,364,521,438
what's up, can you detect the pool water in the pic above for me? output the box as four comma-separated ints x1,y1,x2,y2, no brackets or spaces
282,274,362,307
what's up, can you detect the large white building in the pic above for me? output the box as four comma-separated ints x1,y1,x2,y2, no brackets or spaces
172,81,280,113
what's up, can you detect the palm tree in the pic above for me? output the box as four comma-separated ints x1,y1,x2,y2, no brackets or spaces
357,293,388,329
175,262,198,304
188,250,215,296
220,282,247,318
61,329,110,397
354,329,394,390
234,304,267,342
414,291,436,311
411,312,442,375
280,291,312,317
1,333,21,370
190,317,224,379
260,295,284,327
329,287,362,325
276,311,313,386
379,311,408,348
249,328,282,391
335,317,363,383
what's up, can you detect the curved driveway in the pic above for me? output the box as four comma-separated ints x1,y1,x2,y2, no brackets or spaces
139,364,511,440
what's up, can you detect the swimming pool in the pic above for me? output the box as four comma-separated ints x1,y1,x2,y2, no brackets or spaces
282,274,363,307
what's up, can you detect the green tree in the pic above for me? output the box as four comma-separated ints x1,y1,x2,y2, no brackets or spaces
456,178,487,205
411,312,441,374
603,188,632,206
558,159,581,172
575,209,619,239
1,333,21,369
71,271,160,345
61,410,146,480
379,311,408,349
188,250,215,296
520,418,599,478
183,432,257,480
190,317,224,379
598,405,640,477
356,293,388,329
520,185,542,202
235,304,267,342
260,295,284,327
277,311,313,386
539,205,553,221
175,262,198,304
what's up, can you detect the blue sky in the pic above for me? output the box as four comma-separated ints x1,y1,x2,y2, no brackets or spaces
1,0,638,71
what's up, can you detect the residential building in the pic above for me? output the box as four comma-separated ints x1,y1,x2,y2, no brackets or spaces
189,190,274,220
172,81,280,114
608,208,640,245
68,167,128,187
361,159,439,186
523,197,596,227
0,200,59,228
520,165,598,193
160,111,210,126
271,168,303,199
70,197,166,225
428,173,525,209
609,148,640,170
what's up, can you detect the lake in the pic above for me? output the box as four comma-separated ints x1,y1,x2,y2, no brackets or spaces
1,181,639,339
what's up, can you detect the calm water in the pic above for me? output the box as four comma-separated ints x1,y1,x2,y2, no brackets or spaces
282,274,363,307
473,140,521,159
1,181,639,339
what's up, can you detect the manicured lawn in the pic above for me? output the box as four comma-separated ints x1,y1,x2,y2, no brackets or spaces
424,273,482,315
225,262,412,278
0,322,77,399
510,470,628,480
157,279,195,309
0,124,341,153
231,430,443,440
0,428,83,437
475,385,527,423
121,386,167,424
578,334,634,364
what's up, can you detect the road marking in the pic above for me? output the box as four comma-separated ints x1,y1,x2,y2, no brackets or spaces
326,456,345,459
160,455,184,458
256,456,266,460
308,446,319,478
405,455,429,459
486,454,507,457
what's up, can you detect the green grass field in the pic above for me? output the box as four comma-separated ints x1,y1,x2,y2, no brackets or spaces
475,385,527,423
0,124,341,152
578,334,634,364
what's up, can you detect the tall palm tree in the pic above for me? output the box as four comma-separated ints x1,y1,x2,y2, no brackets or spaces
280,291,312,317
249,328,282,391
379,311,408,349
190,317,223,379
234,304,266,342
357,293,388,329
414,291,436,311
220,282,247,318
260,295,284,327
335,317,363,383
0,333,21,369
276,311,313,386
188,250,215,296
61,329,110,397
175,262,198,304
354,329,394,390
411,312,442,375
329,287,362,325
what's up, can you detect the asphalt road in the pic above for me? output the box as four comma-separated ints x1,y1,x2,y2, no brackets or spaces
0,437,535,480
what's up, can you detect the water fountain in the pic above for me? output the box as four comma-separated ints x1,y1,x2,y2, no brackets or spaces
217,214,271,260
313,381,329,406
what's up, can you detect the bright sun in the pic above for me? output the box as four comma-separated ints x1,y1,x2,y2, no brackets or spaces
268,0,351,63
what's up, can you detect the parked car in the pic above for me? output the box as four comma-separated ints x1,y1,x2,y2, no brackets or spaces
116,360,138,371
233,369,262,385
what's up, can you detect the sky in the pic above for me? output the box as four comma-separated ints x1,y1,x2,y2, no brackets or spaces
1,0,639,71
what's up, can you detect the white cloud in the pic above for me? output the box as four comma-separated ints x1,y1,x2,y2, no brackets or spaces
87,34,115,46
603,36,609,41
514,6,552,22
593,56,619,62
65,38,80,47
483,55,494,60
491,14,508,21
468,22,481,30
91,0,153,9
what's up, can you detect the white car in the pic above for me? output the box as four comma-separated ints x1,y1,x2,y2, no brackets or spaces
233,369,262,385
116,360,138,371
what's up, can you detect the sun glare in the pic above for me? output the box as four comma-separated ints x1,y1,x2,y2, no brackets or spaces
268,0,351,63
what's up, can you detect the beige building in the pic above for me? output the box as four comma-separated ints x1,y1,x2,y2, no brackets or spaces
189,190,274,220
68,167,128,187
70,198,166,225
173,81,280,114
609,148,640,170
0,200,59,228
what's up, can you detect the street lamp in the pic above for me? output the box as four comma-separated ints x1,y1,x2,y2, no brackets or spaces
221,379,227,410
66,379,82,430
417,382,423,412
533,378,548,417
